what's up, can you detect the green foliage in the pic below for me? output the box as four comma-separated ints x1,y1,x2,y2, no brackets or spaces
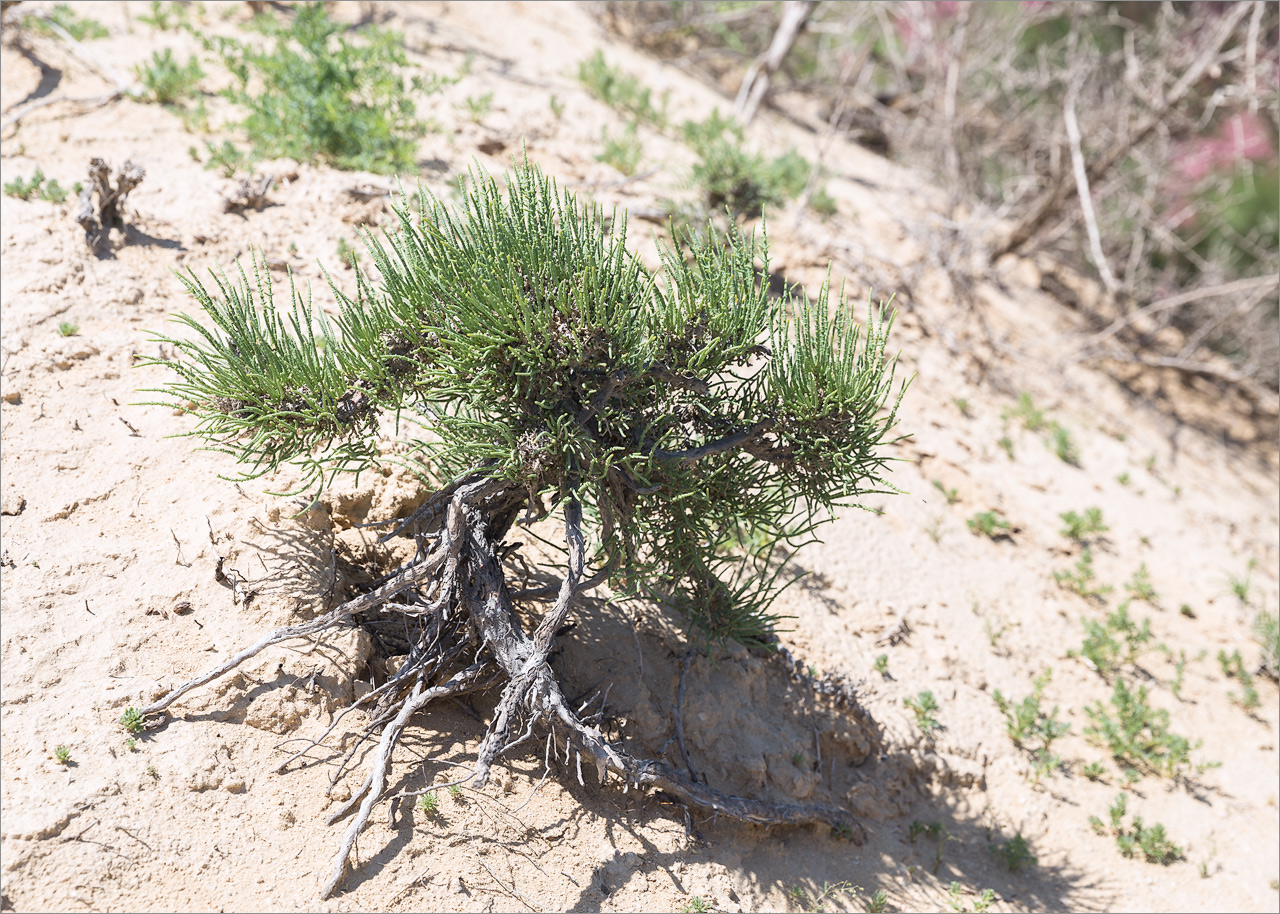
120,708,145,734
335,238,361,270
1048,422,1080,466
908,819,942,842
990,834,1037,872
1081,760,1106,781
199,139,257,179
578,49,667,127
57,321,79,338
1071,601,1151,677
416,792,441,817
931,480,959,505
680,108,742,149
1083,678,1209,778
682,897,711,914
1225,559,1256,604
966,510,1010,539
996,435,1014,460
147,163,907,646
1125,563,1157,602
54,745,72,764
787,880,859,913
460,92,493,124
905,691,940,734
209,2,446,172
137,0,201,31
1090,794,1182,864
30,3,108,40
1116,471,1131,486
866,890,889,913
1255,610,1279,680
947,883,997,914
809,186,837,218
125,738,139,752
992,669,1069,780
549,94,565,119
4,170,70,203
690,140,811,221
873,653,889,677
1002,392,1047,431
1219,649,1261,710
1059,507,1108,544
134,49,205,106
596,122,643,175
952,397,971,417
1054,547,1112,600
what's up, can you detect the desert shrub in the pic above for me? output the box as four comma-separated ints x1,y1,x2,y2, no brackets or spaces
578,49,667,127
134,49,205,105
142,162,906,896
208,2,448,173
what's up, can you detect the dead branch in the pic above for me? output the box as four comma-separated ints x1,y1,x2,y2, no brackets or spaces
733,0,817,126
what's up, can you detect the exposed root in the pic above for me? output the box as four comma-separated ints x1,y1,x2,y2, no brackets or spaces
137,477,864,900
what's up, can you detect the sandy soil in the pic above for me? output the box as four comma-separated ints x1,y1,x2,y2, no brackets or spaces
2,3,1278,912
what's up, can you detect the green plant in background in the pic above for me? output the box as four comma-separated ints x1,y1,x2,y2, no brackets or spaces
209,2,449,172
29,3,108,40
1218,649,1261,710
1116,471,1131,485
577,49,667,127
1059,507,1108,544
1225,559,1256,604
809,185,837,218
908,819,942,842
932,480,959,505
57,321,79,338
596,122,643,175
1048,422,1081,466
1081,760,1106,781
874,653,890,677
967,510,1011,539
1083,678,1209,778
1071,601,1151,677
997,435,1015,459
1125,563,1157,602
866,889,889,913
1054,547,1112,600
137,0,202,31
952,397,972,417
142,162,906,893
134,49,205,106
990,834,1037,872
690,140,811,221
335,237,361,270
460,92,493,124
199,139,258,179
905,691,941,734
548,94,565,119
1090,793,1183,864
993,669,1070,780
1002,391,1047,431
682,896,711,914
4,170,70,203
54,745,72,764
1255,610,1279,680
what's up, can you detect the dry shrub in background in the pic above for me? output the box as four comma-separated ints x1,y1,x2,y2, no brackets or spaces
606,1,1279,403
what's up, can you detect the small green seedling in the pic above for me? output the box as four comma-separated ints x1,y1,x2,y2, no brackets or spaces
416,793,441,816
952,398,972,417
990,834,1036,872
55,745,72,764
967,511,1011,539
1081,760,1106,781
120,707,145,734
1218,649,1261,710
336,238,361,270
932,480,959,505
997,435,1014,459
809,186,837,218
461,92,494,123
681,896,711,913
4,170,70,203
447,783,463,800
548,94,565,119
30,3,109,40
596,122,643,175
1116,471,1131,486
908,819,942,843
134,49,205,105
125,738,139,752
1058,507,1108,544
1003,392,1047,431
1071,600,1151,677
57,321,79,337
1090,793,1182,864
993,669,1069,781
1048,422,1080,466
905,691,941,734
866,889,889,913
1124,563,1157,602
874,653,890,677
1255,610,1279,680
1083,678,1211,778
577,50,666,127
1054,548,1112,601
1225,559,1256,604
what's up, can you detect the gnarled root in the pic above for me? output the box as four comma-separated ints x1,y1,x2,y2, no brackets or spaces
137,478,863,900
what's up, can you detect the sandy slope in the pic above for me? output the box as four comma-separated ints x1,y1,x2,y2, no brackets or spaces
2,2,1277,912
